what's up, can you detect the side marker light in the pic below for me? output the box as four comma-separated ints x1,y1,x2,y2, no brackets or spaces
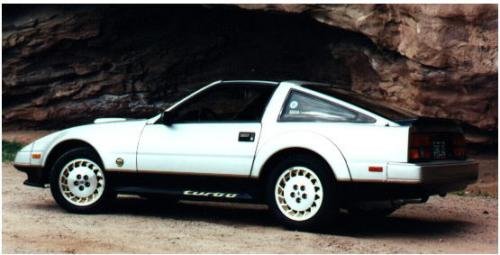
368,166,383,172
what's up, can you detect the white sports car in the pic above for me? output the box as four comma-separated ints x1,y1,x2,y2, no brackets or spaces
14,80,478,229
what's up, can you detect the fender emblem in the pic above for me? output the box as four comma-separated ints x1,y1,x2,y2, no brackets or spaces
115,158,124,167
183,190,238,199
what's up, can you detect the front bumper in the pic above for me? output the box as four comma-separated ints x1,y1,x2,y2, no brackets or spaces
13,163,46,187
13,147,47,188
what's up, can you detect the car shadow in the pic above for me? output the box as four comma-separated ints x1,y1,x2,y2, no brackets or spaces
322,214,472,238
36,196,475,238
108,196,277,227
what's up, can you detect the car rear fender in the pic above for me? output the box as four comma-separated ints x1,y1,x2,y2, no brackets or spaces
251,131,351,181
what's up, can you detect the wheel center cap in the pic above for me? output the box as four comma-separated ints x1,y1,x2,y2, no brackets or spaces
283,176,315,211
67,166,98,197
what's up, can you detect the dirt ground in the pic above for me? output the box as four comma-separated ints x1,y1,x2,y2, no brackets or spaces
466,153,498,197
2,131,498,253
2,167,498,253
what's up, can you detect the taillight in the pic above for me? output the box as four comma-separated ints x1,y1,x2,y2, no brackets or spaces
451,133,466,159
409,132,467,162
409,133,432,161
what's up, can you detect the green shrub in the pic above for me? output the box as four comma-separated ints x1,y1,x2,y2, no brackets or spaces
2,140,24,162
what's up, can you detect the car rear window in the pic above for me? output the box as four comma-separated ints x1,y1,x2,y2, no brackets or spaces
303,85,418,121
280,90,376,123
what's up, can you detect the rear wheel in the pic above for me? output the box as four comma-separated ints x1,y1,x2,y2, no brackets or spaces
50,147,114,213
266,154,338,230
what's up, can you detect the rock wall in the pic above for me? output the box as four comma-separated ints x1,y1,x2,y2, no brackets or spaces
2,4,497,144
242,4,498,144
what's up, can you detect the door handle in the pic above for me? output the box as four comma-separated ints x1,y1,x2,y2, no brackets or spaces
238,132,255,142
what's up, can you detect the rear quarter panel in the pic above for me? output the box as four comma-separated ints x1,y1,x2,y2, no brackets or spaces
251,129,352,180
319,123,409,181
252,123,409,182
254,82,410,182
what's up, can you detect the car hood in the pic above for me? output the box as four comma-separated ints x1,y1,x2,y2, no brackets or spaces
29,118,149,153
93,117,129,124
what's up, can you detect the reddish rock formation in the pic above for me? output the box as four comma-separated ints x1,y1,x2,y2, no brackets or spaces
241,4,498,134
2,4,497,144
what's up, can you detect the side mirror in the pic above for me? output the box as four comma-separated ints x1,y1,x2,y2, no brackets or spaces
161,111,175,126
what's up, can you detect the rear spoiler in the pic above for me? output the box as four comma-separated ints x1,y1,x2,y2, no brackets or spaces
396,117,463,133
396,117,460,126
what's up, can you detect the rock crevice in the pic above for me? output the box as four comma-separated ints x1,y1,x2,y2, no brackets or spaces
2,4,497,144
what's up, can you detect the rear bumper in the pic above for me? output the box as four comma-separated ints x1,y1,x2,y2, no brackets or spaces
13,164,46,188
340,160,479,201
387,160,478,186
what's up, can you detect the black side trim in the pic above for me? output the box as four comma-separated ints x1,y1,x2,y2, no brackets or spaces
108,172,264,202
115,186,254,202
13,164,46,188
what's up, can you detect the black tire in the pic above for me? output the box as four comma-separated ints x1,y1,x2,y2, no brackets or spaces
266,154,339,230
50,147,114,213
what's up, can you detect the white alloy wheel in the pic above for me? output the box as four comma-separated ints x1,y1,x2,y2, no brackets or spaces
274,166,324,221
58,158,105,206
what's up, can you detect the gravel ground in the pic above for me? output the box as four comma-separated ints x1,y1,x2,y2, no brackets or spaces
2,162,497,253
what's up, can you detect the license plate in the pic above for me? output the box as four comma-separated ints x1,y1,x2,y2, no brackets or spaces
432,140,447,159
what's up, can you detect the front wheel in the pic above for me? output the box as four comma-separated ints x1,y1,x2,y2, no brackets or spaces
50,147,114,213
266,155,339,230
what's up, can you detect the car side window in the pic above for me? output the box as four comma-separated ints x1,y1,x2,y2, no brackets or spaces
280,91,376,123
173,84,276,123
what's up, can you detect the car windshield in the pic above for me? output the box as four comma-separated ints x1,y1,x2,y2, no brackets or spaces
303,85,418,121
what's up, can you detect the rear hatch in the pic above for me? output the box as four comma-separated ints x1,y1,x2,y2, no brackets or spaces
399,117,467,162
301,85,468,163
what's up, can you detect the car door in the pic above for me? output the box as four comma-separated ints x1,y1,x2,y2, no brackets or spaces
137,82,276,176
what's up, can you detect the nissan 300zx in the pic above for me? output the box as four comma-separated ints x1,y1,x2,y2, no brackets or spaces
14,80,478,229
